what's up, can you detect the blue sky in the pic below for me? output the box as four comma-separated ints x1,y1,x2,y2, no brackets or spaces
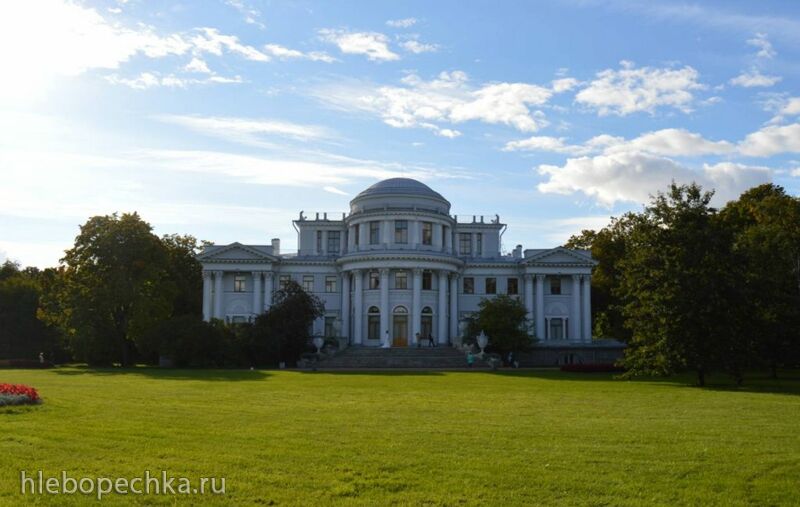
2,0,799,267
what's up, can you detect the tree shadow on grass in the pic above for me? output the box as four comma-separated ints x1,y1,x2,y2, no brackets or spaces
49,365,272,381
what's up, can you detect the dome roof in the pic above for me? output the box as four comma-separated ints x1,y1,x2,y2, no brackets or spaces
353,178,447,202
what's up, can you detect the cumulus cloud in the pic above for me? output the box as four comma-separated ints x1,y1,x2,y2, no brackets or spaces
575,61,704,116
315,71,563,136
386,18,417,28
729,69,781,88
747,33,776,60
400,39,439,54
319,29,399,61
739,123,800,157
551,77,579,93
184,57,211,73
537,152,770,206
263,44,336,62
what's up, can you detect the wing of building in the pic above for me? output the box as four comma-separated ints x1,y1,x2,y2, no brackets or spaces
197,177,598,348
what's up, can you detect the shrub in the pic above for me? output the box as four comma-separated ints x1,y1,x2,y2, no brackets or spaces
0,383,40,404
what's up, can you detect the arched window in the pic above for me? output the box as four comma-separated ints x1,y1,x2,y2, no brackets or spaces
393,305,408,314
367,306,380,340
421,306,433,315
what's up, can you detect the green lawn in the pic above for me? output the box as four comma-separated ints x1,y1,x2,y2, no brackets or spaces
1,368,799,506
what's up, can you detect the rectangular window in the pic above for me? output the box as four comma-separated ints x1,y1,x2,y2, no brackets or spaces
485,277,496,294
476,233,482,256
507,277,518,295
369,221,380,244
369,271,380,289
316,230,323,253
463,277,474,294
422,222,433,245
354,224,360,246
550,318,564,340
325,276,337,293
394,220,408,244
395,271,408,289
324,317,336,338
234,274,246,292
422,271,432,290
327,231,340,254
550,277,561,295
368,315,380,340
459,233,472,255
303,275,314,292
279,275,290,289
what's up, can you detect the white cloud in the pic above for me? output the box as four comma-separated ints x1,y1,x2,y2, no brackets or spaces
780,98,800,117
323,186,348,195
315,71,561,135
505,128,734,157
551,77,579,93
739,123,800,157
106,72,242,89
319,29,399,61
386,18,417,28
263,44,336,63
184,57,211,73
401,39,439,54
575,61,704,116
156,115,334,145
190,27,269,62
224,0,265,29
537,151,770,206
436,128,461,139
729,69,781,87
747,33,776,59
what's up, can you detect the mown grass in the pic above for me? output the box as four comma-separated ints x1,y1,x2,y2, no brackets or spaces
1,367,799,506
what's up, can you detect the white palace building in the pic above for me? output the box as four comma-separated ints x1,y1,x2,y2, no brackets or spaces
198,178,600,350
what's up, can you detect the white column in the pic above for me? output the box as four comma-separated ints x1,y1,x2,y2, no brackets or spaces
409,220,418,249
347,225,355,253
352,270,363,345
383,220,392,248
321,230,328,255
380,268,390,345
252,272,262,315
202,271,212,321
444,225,452,253
571,274,581,341
358,222,367,250
433,223,442,251
582,274,592,342
213,270,224,321
437,270,448,344
524,274,534,322
411,268,422,344
535,274,545,340
449,273,459,341
263,272,274,311
341,271,351,341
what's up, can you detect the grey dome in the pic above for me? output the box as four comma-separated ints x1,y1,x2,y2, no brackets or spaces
353,178,447,202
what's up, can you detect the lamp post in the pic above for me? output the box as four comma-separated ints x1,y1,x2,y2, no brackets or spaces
477,330,488,357
312,336,324,355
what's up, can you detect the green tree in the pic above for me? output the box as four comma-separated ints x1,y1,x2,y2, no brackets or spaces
47,213,176,366
464,295,532,355
617,183,745,386
246,280,324,366
161,234,203,317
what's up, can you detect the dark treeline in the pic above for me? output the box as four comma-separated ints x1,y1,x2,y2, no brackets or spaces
0,212,323,368
566,182,800,385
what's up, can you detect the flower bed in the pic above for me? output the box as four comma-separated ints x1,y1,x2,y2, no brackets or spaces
0,383,41,406
560,363,625,373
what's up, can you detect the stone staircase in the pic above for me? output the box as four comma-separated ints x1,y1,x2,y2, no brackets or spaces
312,346,489,369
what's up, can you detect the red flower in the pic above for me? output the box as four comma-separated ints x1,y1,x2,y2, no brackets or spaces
0,383,40,402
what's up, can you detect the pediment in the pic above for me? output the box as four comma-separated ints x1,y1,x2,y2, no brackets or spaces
198,242,278,262
522,247,596,266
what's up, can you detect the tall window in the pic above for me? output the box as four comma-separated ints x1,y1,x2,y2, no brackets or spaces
421,306,433,338
316,230,323,253
507,277,519,295
476,233,482,256
279,275,290,289
369,271,380,289
463,277,474,294
394,220,408,244
550,277,561,295
327,231,340,254
421,222,433,245
550,318,564,340
485,277,496,294
234,274,246,292
459,233,472,255
354,224,360,246
324,317,336,338
422,271,432,290
395,271,408,289
325,276,337,293
303,275,314,292
369,221,380,244
368,306,380,340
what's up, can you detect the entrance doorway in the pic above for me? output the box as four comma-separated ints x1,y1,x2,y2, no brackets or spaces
392,306,408,347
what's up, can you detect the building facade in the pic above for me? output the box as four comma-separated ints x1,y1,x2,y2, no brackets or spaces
198,178,597,347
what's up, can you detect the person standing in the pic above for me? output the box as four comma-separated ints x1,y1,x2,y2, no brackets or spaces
466,351,474,368
427,332,434,347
